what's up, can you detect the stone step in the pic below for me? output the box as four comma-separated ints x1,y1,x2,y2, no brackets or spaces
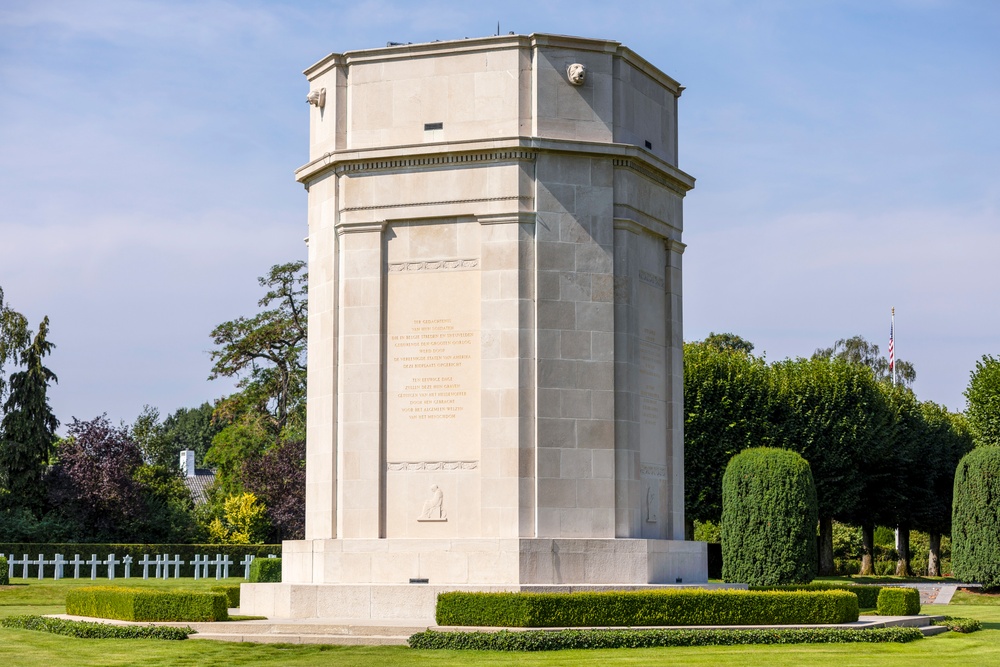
921,625,950,637
189,632,409,645
183,621,428,637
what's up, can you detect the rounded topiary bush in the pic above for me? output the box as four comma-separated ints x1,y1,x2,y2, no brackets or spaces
952,447,1000,588
721,447,818,585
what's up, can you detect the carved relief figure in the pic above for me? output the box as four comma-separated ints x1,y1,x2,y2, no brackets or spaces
567,63,586,86
418,484,447,521
646,485,658,523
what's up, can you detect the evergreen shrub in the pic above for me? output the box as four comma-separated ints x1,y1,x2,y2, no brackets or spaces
248,557,281,583
65,586,228,622
933,616,981,633
721,447,818,585
876,588,920,616
0,556,8,585
952,447,1000,588
750,583,882,609
210,585,240,608
435,589,858,627
408,626,923,651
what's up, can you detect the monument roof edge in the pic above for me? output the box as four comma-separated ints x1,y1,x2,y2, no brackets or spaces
615,47,684,95
302,33,629,78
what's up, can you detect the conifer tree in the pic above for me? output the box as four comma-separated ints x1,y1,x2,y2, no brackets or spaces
0,316,58,511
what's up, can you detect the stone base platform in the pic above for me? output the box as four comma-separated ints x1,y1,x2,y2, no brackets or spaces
243,537,712,621
280,537,708,587
239,582,741,621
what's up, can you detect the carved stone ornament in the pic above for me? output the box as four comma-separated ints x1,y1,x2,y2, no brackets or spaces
306,88,326,108
645,484,659,523
417,484,447,522
567,63,586,86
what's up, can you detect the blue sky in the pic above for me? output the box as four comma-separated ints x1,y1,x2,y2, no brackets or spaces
1,0,997,429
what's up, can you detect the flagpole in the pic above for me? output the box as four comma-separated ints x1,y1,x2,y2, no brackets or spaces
890,307,896,387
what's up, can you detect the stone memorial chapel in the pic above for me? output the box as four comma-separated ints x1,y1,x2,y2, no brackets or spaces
242,32,706,620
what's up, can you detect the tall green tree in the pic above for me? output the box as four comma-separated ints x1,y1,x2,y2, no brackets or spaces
914,402,973,575
209,261,307,441
0,286,29,404
964,354,1000,448
703,332,755,356
133,402,221,469
684,338,772,534
769,357,892,576
0,316,58,512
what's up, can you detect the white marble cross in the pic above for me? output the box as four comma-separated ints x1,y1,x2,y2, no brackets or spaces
105,553,120,580
153,554,164,579
208,554,223,580
53,554,67,580
7,554,23,579
190,554,207,580
122,555,133,579
164,554,182,579
20,554,32,579
69,554,85,579
240,555,255,579
138,554,155,579
86,554,102,580
36,554,50,579
217,554,233,579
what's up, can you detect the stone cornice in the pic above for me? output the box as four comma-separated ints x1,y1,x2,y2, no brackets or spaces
296,137,695,194
304,34,684,95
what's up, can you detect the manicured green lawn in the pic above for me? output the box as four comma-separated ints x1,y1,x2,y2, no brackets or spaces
3,577,1000,666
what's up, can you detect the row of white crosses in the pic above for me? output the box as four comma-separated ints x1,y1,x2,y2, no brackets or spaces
6,553,277,580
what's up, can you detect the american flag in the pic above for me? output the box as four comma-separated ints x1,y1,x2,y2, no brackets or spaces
888,315,895,374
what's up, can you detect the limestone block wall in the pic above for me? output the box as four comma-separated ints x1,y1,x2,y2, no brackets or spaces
534,152,616,539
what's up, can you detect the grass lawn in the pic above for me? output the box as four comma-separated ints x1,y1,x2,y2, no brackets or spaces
3,577,1000,666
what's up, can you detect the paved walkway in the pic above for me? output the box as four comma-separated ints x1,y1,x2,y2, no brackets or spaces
878,582,973,604
51,612,949,645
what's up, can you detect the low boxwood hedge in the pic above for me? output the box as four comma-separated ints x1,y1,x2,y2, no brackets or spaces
933,616,982,633
1,615,190,640
210,585,240,608
0,555,8,586
876,587,920,616
750,583,883,609
408,626,923,651
248,557,281,583
436,589,859,627
65,586,228,622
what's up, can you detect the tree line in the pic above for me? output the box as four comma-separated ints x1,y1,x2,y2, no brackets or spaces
685,332,979,576
0,263,307,545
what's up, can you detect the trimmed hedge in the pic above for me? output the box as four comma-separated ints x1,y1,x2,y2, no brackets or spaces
436,589,859,627
1,615,190,640
876,587,920,616
721,448,818,585
952,447,1000,588
0,543,280,578
248,557,281,583
0,555,8,586
66,586,228,622
933,616,982,633
408,626,923,651
211,585,240,608
750,583,883,609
